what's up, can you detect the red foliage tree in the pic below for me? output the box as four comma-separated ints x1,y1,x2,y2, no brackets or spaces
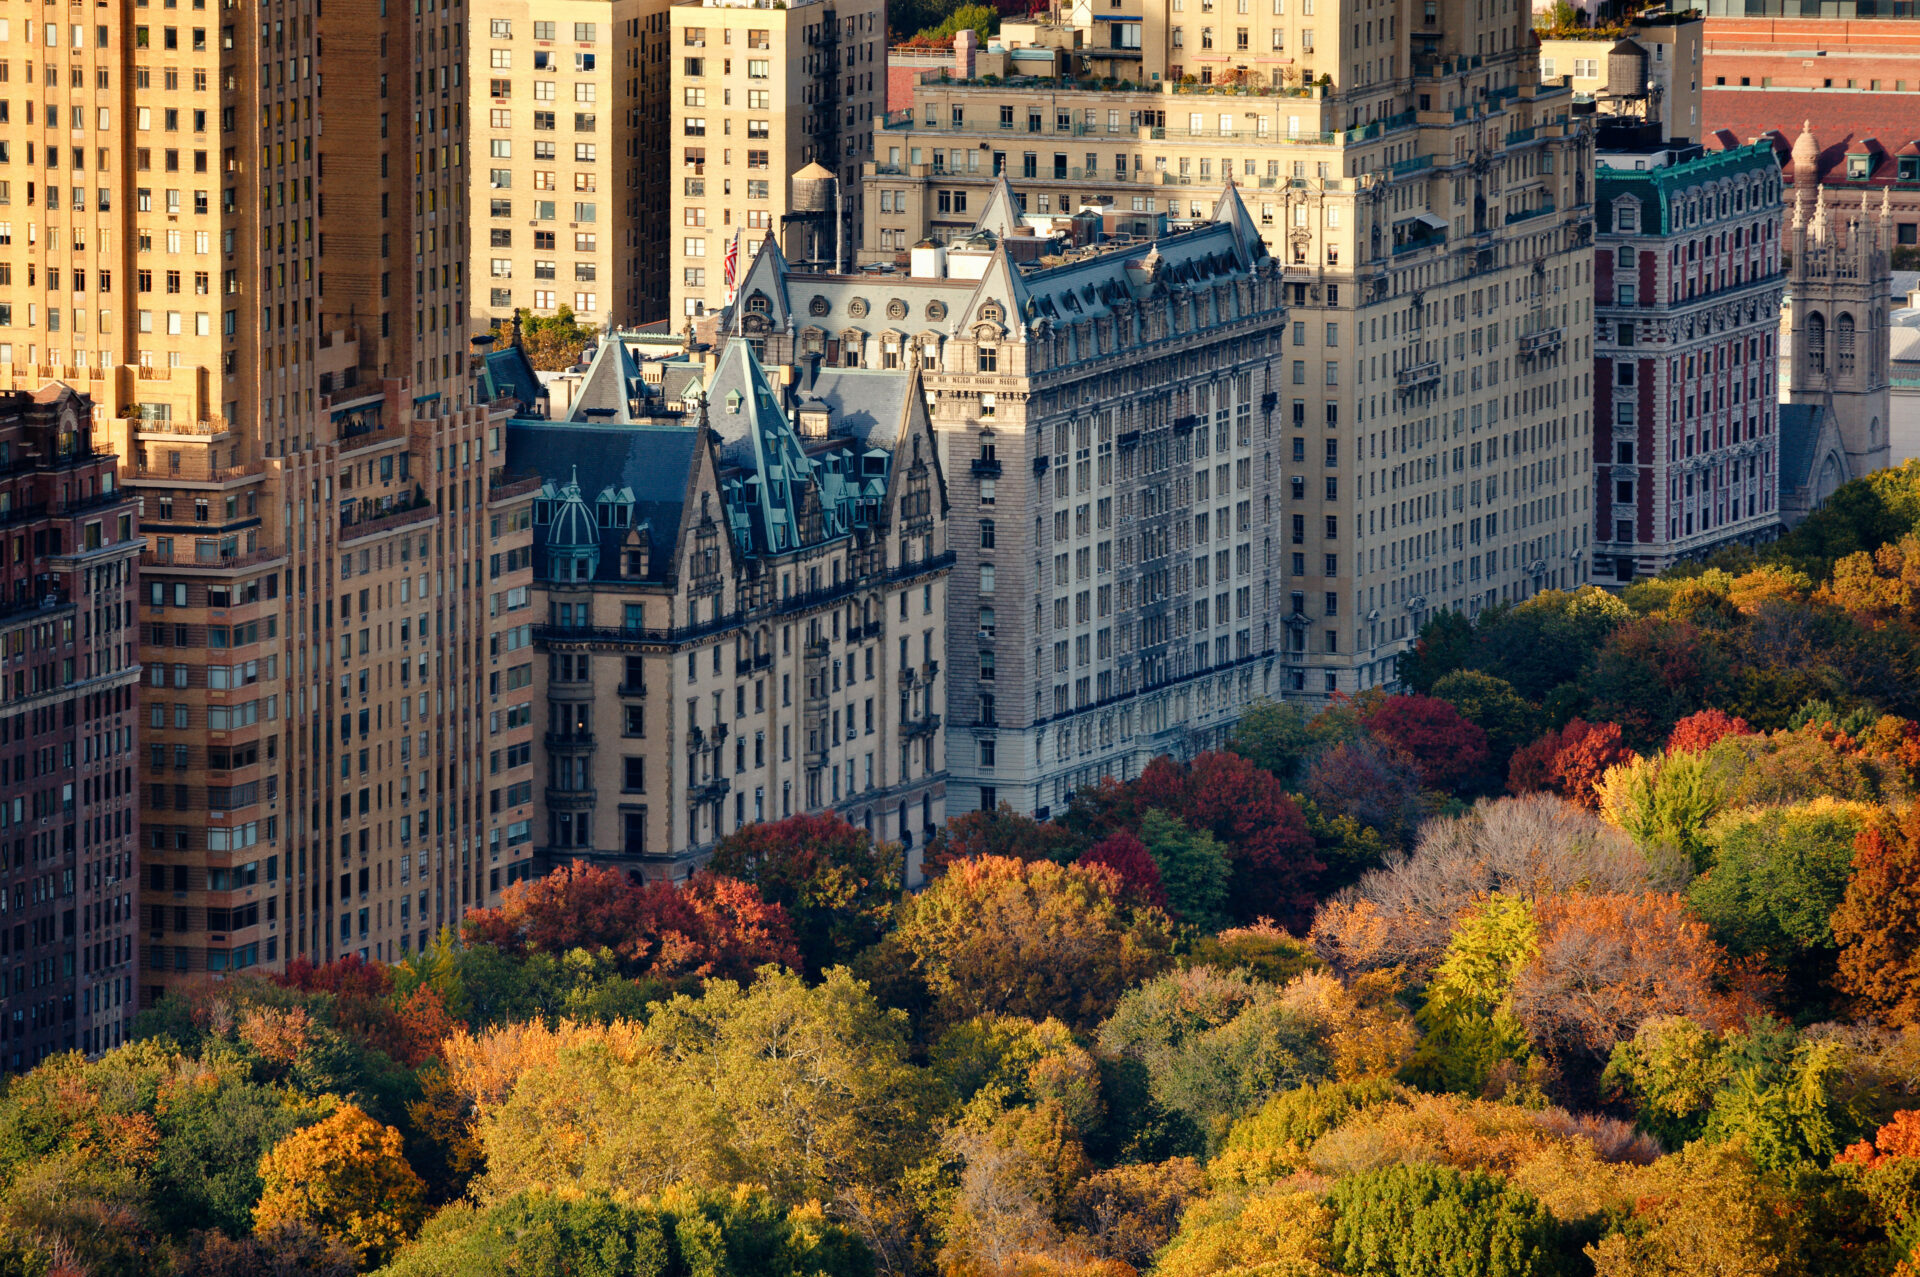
1076,832,1169,910
1508,719,1635,810
461,862,800,981
1128,751,1320,928
272,955,459,1067
1665,709,1754,755
1359,693,1491,791
709,811,900,973
932,802,1084,870
279,954,392,1001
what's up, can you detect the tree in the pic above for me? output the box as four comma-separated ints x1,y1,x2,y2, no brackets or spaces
1595,749,1727,872
253,1104,428,1268
489,307,597,371
1601,1015,1733,1149
1311,794,1660,978
149,1071,320,1238
932,804,1083,869
1667,709,1755,755
178,1223,358,1277
894,856,1174,1030
1154,1187,1339,1277
915,1,996,43
1066,1158,1206,1270
1508,719,1635,810
1304,737,1426,851
1098,967,1332,1149
1132,752,1321,927
1075,832,1167,910
1430,670,1544,771
1226,698,1319,785
1398,608,1477,694
1510,892,1760,1069
1406,895,1540,1095
461,863,800,981
1587,1143,1807,1276
709,813,900,974
1690,799,1870,963
1834,802,1920,1026
1139,811,1232,930
1360,694,1492,792
1325,1163,1564,1277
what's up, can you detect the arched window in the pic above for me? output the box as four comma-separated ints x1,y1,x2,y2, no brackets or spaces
1837,312,1856,376
1808,311,1827,375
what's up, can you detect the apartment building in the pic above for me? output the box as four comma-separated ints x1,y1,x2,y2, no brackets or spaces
0,0,535,1001
713,194,1288,819
506,334,950,874
1591,126,1785,581
865,0,1595,709
668,0,887,318
1537,11,1703,145
470,0,673,330
0,385,142,1071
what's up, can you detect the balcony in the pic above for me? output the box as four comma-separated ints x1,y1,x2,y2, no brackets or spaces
1519,328,1563,357
686,723,729,753
616,680,649,697
903,711,942,739
970,457,1003,478
544,785,596,810
690,776,733,805
543,731,595,752
1395,361,1442,390
735,651,773,675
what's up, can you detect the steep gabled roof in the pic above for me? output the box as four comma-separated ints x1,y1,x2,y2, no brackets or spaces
729,233,793,336
973,174,1025,239
565,338,647,422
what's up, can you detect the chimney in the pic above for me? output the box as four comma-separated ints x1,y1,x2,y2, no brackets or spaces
955,28,979,80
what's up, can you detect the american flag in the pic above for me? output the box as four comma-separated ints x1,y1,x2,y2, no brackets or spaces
722,230,740,300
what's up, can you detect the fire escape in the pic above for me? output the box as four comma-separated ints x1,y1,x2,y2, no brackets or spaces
806,4,841,170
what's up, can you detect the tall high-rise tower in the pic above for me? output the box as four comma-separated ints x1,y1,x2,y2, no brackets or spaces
0,0,533,1009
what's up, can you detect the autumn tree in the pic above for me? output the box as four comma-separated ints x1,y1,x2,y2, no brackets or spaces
1834,801,1920,1026
709,812,899,974
895,856,1174,1030
462,863,800,981
1074,832,1168,910
1595,749,1727,872
932,803,1084,868
1430,670,1544,771
1587,1142,1808,1276
1130,752,1321,927
1360,693,1492,792
253,1104,428,1268
488,307,597,371
1304,737,1427,851
1507,719,1635,810
1226,698,1320,785
1406,894,1539,1096
1666,709,1754,755
1510,892,1759,1073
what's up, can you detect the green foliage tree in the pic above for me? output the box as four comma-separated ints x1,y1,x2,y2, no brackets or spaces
1431,669,1545,769
1098,968,1331,1150
1595,748,1727,872
1139,811,1233,931
1325,1163,1565,1277
1226,698,1318,785
488,308,598,372
1690,799,1870,964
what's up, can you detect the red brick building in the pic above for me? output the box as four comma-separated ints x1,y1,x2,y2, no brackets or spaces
0,385,143,1072
1704,14,1920,92
1703,88,1920,251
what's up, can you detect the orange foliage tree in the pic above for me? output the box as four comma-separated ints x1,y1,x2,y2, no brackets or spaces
1666,709,1754,755
252,1104,428,1268
709,811,901,973
461,862,800,981
1510,892,1761,1065
1833,802,1920,1026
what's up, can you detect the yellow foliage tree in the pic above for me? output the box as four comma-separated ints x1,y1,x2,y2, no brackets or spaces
1153,1187,1338,1277
252,1104,428,1269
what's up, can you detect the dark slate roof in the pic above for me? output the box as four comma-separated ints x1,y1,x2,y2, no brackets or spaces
477,344,544,411
810,368,910,449
1777,402,1829,495
504,421,699,583
1705,87,1920,187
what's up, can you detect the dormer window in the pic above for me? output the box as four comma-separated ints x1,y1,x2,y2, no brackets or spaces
1849,155,1871,179
726,389,743,413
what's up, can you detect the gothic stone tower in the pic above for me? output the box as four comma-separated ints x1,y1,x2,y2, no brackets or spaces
1786,157,1894,480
